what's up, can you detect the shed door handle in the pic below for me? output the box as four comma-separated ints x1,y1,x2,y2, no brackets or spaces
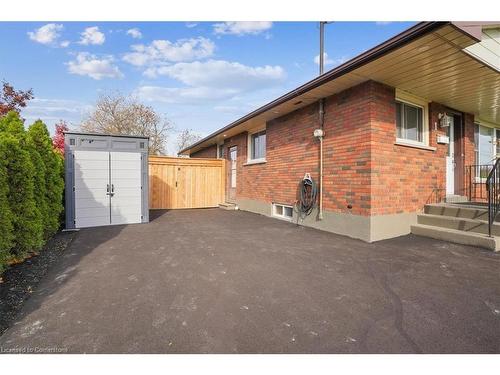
106,184,115,196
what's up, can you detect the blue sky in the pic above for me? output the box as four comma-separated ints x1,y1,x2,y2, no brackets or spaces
0,21,415,153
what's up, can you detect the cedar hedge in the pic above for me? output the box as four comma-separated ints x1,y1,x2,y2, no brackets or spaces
0,111,64,274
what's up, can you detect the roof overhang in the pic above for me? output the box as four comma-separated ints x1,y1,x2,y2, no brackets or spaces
180,21,500,155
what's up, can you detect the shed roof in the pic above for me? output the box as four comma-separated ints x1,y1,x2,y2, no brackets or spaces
64,131,149,139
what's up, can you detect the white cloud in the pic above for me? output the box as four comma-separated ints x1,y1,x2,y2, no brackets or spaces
145,59,285,91
79,26,105,45
213,105,247,114
123,37,215,66
136,86,238,104
213,21,273,36
66,52,123,80
22,98,92,129
60,40,70,48
136,59,285,105
185,22,198,28
126,28,142,39
27,23,63,45
313,52,348,67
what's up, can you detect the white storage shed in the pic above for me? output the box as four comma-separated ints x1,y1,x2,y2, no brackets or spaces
64,132,149,229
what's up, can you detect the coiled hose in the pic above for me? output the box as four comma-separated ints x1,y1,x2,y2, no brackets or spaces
296,176,318,220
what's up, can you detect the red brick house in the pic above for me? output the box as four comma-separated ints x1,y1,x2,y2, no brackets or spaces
180,22,500,247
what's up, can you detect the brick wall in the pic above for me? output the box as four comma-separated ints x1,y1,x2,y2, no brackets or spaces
220,80,373,216
370,83,477,214
192,79,477,218
191,144,217,159
369,86,450,215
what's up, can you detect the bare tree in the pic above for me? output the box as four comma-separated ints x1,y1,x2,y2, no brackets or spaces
176,129,202,155
81,93,172,154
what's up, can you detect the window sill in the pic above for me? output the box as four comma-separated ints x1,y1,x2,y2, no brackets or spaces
244,159,266,166
394,140,436,151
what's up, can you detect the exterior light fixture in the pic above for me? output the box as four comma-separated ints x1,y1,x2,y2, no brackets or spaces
313,129,324,138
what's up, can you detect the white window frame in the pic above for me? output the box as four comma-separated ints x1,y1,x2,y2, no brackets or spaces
247,127,266,164
272,203,294,221
474,119,500,182
395,89,430,147
217,143,224,159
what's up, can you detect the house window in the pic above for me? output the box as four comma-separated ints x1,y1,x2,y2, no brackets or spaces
478,125,494,165
273,203,293,221
396,101,424,143
248,129,266,162
474,123,500,179
217,144,224,159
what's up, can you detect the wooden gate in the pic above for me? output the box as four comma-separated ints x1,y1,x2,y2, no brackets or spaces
149,156,225,209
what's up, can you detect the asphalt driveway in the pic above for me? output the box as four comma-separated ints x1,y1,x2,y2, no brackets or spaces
1,208,500,353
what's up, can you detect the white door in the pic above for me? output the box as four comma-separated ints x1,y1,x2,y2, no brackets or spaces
446,120,455,195
228,146,237,202
110,152,142,225
74,151,111,228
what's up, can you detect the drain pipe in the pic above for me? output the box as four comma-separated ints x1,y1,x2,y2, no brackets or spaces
317,21,328,221
317,100,325,221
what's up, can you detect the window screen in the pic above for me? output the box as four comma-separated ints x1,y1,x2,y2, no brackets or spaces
251,130,266,160
396,101,423,143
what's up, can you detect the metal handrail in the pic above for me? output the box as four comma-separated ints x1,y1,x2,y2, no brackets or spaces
486,158,500,236
465,164,493,202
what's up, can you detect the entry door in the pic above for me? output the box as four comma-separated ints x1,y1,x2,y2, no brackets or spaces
74,150,112,228
110,152,142,225
446,119,455,195
227,146,237,202
453,114,464,195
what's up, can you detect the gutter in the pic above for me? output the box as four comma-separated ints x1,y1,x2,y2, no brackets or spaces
179,21,447,155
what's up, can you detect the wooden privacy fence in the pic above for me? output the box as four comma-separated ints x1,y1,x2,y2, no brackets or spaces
149,156,225,209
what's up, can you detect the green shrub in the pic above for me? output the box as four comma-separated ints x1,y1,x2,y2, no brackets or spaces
27,120,64,236
0,140,14,273
28,141,49,235
0,112,43,258
0,113,65,274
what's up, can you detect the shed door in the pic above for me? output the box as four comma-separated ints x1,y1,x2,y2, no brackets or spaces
74,150,111,228
110,152,142,225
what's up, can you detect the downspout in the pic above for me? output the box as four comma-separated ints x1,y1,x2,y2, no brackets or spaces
318,99,325,220
318,21,327,220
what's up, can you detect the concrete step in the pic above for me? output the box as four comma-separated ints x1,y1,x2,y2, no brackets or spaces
411,224,500,252
424,203,492,221
417,213,500,236
219,202,238,210
445,195,469,203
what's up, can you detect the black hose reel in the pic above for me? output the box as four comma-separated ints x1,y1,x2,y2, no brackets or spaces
296,173,318,221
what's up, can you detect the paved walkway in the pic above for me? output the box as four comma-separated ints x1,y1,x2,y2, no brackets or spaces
1,209,499,353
